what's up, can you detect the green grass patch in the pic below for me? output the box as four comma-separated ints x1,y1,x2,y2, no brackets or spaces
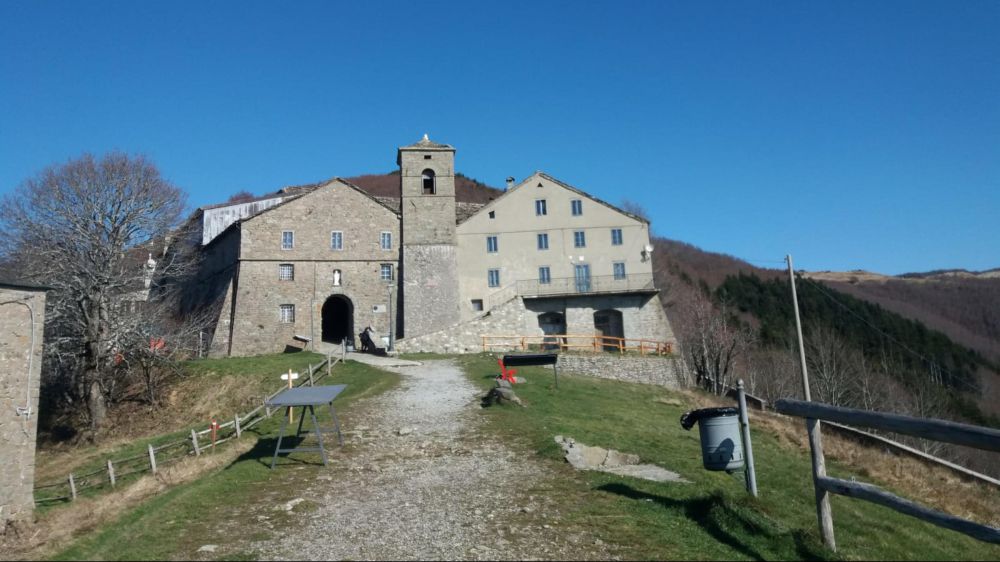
51,358,400,561
459,353,1000,561
34,352,331,511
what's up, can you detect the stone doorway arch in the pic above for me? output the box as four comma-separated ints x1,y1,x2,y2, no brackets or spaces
322,295,354,345
538,311,566,350
594,309,624,352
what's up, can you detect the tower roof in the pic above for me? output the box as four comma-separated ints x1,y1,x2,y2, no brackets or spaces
398,133,455,151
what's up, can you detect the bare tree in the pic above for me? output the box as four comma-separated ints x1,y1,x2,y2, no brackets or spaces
744,346,801,404
0,152,194,432
674,286,756,394
804,324,860,407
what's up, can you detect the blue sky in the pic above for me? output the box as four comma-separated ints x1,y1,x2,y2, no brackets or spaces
1,1,997,275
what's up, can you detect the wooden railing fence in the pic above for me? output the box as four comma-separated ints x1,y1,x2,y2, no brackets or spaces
481,334,673,355
774,398,1000,550
33,354,340,505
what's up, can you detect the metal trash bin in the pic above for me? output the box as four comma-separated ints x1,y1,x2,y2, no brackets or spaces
680,407,745,471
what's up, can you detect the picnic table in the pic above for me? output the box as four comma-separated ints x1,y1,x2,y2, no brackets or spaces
266,384,346,468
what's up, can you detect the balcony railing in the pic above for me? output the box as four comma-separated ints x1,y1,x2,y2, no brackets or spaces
516,272,655,298
482,334,673,355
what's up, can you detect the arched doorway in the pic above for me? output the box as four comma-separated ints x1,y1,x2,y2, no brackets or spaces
538,311,566,350
322,295,354,345
594,309,624,352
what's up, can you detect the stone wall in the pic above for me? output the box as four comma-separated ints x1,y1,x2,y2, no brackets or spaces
555,353,682,389
0,286,46,527
401,244,461,339
215,180,402,356
396,295,528,354
396,292,677,355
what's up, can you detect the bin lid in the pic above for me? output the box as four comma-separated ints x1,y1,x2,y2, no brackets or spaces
680,407,739,430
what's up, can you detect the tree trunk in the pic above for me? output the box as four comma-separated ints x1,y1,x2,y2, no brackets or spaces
87,379,107,431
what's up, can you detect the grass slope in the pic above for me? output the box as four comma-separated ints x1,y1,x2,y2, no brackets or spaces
50,357,400,561
459,354,999,561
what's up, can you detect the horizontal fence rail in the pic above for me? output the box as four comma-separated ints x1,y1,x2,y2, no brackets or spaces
775,399,1000,453
33,354,340,506
816,476,1000,544
775,397,1000,550
482,333,673,355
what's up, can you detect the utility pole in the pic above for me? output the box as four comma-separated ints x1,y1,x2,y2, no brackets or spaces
786,254,811,401
786,254,835,550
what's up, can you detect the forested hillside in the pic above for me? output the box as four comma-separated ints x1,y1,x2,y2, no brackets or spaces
651,236,1000,474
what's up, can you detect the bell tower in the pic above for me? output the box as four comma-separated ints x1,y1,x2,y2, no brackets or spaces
397,134,461,338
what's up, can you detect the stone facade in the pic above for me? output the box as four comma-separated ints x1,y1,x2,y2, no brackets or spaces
202,180,401,356
0,284,46,527
191,136,676,357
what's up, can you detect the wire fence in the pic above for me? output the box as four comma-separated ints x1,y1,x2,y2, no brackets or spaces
33,353,342,505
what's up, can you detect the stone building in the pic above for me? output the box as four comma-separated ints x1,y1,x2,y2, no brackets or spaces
185,136,674,356
0,279,47,528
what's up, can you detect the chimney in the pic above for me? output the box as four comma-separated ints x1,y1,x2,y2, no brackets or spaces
505,176,515,191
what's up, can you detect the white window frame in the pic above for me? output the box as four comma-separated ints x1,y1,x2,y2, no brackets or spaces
278,263,294,281
487,235,498,253
380,231,392,251
488,269,501,288
535,199,547,216
574,230,586,248
380,263,394,282
571,199,583,216
279,304,295,323
611,228,623,246
281,230,294,250
331,231,343,251
537,233,549,250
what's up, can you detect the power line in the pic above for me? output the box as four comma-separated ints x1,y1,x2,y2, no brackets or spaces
797,275,977,392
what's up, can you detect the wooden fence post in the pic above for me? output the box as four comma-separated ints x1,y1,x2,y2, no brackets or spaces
234,413,242,438
806,417,836,551
309,363,314,386
148,444,157,475
68,473,77,500
107,459,116,488
191,429,201,457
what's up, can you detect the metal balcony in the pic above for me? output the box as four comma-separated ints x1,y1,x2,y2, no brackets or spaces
516,272,656,299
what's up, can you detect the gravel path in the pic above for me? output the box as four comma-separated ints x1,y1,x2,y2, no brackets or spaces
243,360,616,561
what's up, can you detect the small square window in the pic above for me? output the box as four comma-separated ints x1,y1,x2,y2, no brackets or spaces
539,266,551,284
488,211,495,219
331,231,343,251
486,235,498,253
424,154,432,159
279,304,295,323
471,299,484,311
611,228,623,246
488,269,501,288
571,199,583,216
381,231,392,250
278,264,294,281
537,233,549,250
281,231,294,250
380,264,394,282
574,230,586,248
535,199,547,216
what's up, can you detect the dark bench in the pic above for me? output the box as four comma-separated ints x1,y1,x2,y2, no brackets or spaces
501,353,560,388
